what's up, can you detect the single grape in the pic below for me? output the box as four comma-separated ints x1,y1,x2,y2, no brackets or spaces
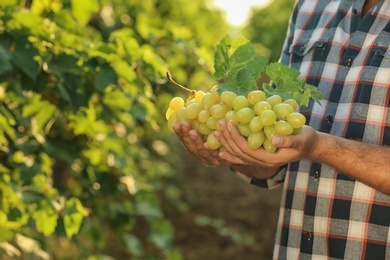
198,123,211,135
263,138,277,153
165,107,174,120
206,117,219,130
264,125,277,140
169,97,185,111
195,91,205,103
249,116,263,132
259,110,277,126
287,112,306,128
232,96,249,111
184,103,202,120
167,112,177,132
235,107,255,124
191,119,200,130
247,131,265,150
210,103,231,119
253,101,272,116
198,109,211,123
247,90,266,105
237,123,251,137
266,95,283,107
207,131,221,150
220,91,237,107
273,103,294,120
176,107,187,123
225,110,238,125
275,120,294,135
283,98,298,111
201,93,216,110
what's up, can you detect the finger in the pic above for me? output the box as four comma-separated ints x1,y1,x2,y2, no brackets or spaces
218,150,246,164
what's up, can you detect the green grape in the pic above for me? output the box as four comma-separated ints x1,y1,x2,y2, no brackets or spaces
253,101,272,116
198,123,212,135
235,107,255,124
247,90,266,105
247,130,265,150
201,93,216,110
184,103,202,120
206,117,219,130
287,112,306,128
220,91,237,106
169,97,185,111
249,116,263,132
207,131,221,150
195,91,205,103
266,95,283,107
165,107,174,120
167,112,177,132
198,109,211,123
259,110,277,126
232,95,249,111
283,98,298,111
225,110,238,125
237,123,251,137
273,103,294,120
263,138,277,153
210,103,231,119
264,125,277,140
191,119,200,130
275,120,294,135
176,107,187,123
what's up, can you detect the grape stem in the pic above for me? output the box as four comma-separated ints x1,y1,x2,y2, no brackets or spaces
166,72,196,95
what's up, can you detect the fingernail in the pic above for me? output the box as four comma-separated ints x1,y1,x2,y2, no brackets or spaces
189,133,196,140
227,124,232,133
173,124,180,132
273,136,283,147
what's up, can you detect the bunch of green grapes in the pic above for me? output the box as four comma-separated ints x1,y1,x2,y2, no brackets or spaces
166,87,306,153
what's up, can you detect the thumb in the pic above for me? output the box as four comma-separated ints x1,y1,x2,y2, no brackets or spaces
272,135,295,148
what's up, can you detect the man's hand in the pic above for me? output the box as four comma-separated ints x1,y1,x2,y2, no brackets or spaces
173,122,231,167
214,121,318,168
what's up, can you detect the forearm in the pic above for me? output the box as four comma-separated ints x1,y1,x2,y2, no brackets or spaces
309,132,390,195
231,164,281,180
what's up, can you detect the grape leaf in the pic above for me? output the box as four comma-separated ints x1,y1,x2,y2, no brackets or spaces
264,62,323,107
213,35,268,95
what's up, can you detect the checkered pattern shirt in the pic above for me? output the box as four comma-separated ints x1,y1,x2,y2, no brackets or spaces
247,1,390,259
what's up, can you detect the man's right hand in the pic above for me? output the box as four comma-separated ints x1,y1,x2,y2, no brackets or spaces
173,122,231,167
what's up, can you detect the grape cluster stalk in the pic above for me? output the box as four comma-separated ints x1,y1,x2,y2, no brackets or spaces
165,76,306,153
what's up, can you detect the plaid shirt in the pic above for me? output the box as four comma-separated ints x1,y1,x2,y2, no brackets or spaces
246,1,390,259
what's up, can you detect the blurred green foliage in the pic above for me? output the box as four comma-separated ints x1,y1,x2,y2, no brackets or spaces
242,0,296,62
0,0,296,258
0,0,227,258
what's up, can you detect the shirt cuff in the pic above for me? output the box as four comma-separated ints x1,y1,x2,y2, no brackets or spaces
229,165,287,189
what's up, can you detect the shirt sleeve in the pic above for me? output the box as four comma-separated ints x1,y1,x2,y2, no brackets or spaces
229,165,287,189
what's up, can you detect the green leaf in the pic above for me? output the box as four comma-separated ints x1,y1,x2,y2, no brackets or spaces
265,62,323,107
33,208,58,236
71,0,98,26
0,0,17,7
0,43,12,76
213,35,268,95
12,37,40,80
63,198,88,238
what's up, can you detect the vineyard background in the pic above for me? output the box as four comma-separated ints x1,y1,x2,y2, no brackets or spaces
0,0,294,259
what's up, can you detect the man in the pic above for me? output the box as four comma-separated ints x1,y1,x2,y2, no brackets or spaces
174,0,390,259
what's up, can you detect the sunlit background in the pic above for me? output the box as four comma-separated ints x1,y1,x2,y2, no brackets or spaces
213,0,271,26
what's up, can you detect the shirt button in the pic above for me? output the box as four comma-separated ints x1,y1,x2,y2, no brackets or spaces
314,171,320,180
326,114,334,123
352,8,358,15
306,231,313,241
345,58,352,67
